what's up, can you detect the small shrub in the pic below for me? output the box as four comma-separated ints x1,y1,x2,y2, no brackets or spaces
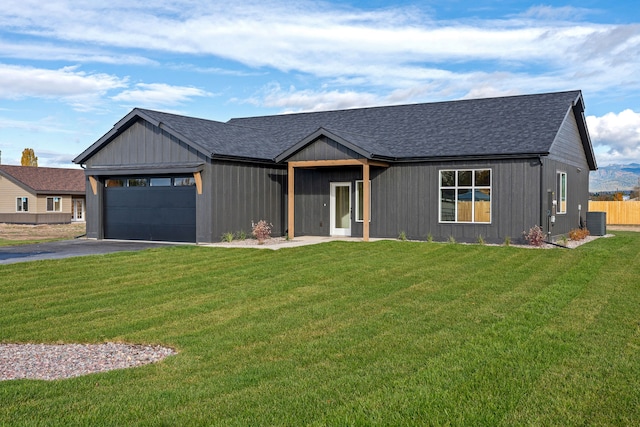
504,235,511,246
448,235,456,244
252,220,272,244
477,234,485,245
569,228,590,241
235,230,247,241
398,231,407,241
559,234,568,245
426,232,433,243
523,225,546,247
221,232,234,243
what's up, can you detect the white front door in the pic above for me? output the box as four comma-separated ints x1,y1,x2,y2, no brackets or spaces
330,182,351,236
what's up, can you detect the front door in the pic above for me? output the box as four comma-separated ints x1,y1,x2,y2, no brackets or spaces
330,182,351,236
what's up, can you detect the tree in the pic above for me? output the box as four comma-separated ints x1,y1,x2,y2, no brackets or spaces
613,192,624,201
21,148,38,167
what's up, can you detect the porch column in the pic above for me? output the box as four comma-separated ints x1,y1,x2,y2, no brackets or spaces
363,163,370,242
288,163,295,239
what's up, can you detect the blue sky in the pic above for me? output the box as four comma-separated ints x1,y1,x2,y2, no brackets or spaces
1,0,639,168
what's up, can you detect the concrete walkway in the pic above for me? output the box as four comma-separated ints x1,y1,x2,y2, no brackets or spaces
201,235,375,250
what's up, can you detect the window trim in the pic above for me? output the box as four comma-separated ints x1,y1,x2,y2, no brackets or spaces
557,171,567,214
46,196,62,212
16,197,29,212
439,169,492,224
355,180,371,223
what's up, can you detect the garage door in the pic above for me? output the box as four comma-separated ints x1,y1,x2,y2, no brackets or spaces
104,178,196,242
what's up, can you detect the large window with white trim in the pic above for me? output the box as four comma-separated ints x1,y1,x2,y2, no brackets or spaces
439,169,491,223
355,180,371,222
557,171,567,214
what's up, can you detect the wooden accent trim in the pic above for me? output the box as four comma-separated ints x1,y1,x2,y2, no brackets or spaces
288,163,295,239
193,171,203,195
88,176,97,195
363,164,370,242
289,159,389,168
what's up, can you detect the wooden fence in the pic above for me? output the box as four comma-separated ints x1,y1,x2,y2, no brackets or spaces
588,201,640,225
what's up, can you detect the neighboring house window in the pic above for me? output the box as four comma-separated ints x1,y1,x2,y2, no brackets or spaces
16,197,28,212
47,196,62,212
355,180,371,222
557,171,567,214
439,169,491,223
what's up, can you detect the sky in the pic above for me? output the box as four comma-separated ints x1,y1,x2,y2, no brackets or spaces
0,0,639,168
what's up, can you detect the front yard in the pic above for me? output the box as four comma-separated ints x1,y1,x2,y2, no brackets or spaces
1,233,638,425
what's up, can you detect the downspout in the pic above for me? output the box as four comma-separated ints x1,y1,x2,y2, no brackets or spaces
538,155,544,231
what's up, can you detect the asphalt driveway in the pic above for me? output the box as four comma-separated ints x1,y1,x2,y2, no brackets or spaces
0,239,175,265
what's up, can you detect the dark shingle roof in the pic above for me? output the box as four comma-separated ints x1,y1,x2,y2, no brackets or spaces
75,90,593,166
0,165,85,194
229,90,583,160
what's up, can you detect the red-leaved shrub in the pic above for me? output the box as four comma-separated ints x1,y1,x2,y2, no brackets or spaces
252,220,272,244
523,225,546,246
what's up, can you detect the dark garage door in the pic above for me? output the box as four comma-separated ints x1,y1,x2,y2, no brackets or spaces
104,185,196,242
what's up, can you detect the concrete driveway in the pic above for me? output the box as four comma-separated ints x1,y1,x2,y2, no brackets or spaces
0,239,175,265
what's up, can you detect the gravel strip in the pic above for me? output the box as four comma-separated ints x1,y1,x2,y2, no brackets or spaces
0,343,177,381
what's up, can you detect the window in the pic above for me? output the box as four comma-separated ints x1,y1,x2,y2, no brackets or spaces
439,169,491,223
47,197,62,212
16,197,28,212
557,172,567,214
355,180,371,222
150,177,172,186
127,178,147,187
174,176,195,186
105,178,125,187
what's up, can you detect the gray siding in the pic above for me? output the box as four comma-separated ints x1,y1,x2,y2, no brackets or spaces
292,159,542,243
548,110,589,168
85,120,205,166
205,161,287,242
288,136,362,161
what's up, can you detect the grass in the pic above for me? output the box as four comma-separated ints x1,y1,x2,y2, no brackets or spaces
1,233,639,425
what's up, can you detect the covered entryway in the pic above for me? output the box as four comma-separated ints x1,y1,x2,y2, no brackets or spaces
103,178,196,242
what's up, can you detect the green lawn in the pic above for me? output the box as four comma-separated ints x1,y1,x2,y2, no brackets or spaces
1,234,639,426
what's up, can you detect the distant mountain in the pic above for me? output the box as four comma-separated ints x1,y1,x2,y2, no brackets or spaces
590,163,640,192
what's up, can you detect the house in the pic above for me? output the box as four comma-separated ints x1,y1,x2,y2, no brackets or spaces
73,90,597,244
0,165,86,224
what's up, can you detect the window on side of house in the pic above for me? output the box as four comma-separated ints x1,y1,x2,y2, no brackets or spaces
557,171,567,214
46,196,62,212
355,180,371,222
16,197,28,212
439,169,491,223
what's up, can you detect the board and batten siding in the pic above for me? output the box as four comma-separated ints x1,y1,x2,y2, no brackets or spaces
287,136,362,162
290,158,541,243
548,109,590,168
84,119,205,167
205,160,287,242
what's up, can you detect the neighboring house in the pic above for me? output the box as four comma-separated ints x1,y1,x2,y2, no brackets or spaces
0,165,86,224
73,90,597,244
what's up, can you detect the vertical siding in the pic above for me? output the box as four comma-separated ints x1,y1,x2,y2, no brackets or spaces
292,159,542,243
85,120,204,167
548,111,589,168
288,136,362,161
206,160,286,242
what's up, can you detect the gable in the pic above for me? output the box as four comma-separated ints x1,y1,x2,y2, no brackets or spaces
287,136,363,162
548,109,589,168
83,119,205,168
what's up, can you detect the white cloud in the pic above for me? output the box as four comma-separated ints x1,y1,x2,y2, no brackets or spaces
587,110,640,165
111,83,212,108
0,64,128,109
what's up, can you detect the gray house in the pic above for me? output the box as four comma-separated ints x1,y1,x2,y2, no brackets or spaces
73,90,597,244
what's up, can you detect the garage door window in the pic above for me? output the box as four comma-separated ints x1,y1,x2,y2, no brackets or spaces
150,177,172,186
174,177,195,186
128,178,147,187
